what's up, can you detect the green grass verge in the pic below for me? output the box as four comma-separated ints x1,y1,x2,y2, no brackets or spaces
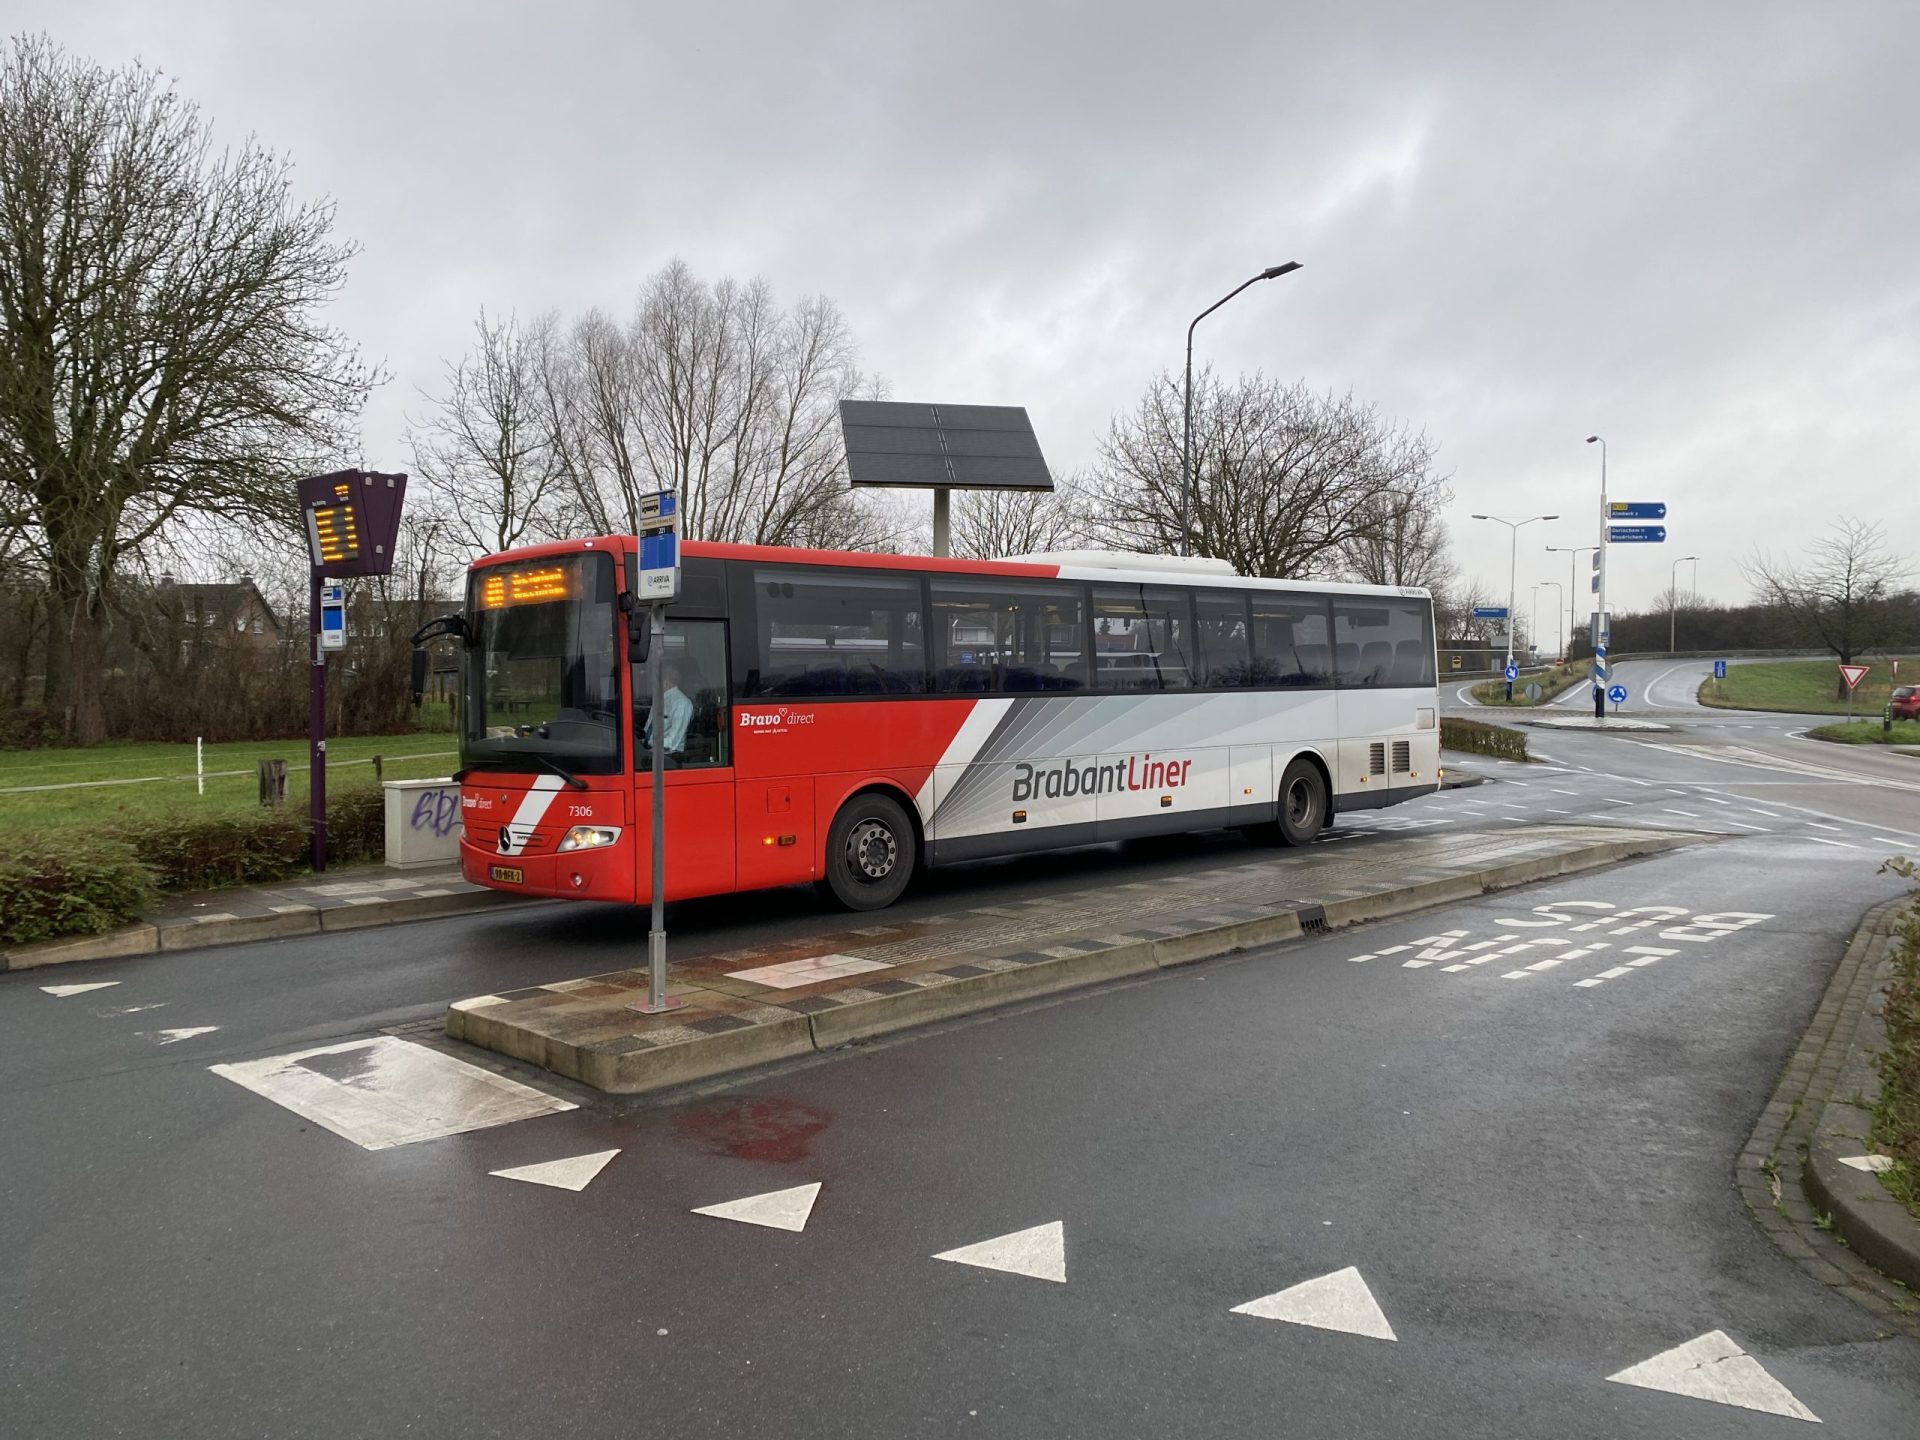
1468,662,1586,707
1697,657,1920,715
1806,720,1920,746
0,732,457,831
1440,716,1529,763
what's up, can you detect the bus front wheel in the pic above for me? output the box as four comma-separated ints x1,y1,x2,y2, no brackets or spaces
1276,758,1328,846
820,792,917,911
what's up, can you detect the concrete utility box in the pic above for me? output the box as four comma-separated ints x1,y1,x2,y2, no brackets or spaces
384,778,462,868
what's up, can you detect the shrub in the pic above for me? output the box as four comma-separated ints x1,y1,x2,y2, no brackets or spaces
0,834,158,947
326,787,387,865
1875,860,1920,1217
1440,716,1529,763
0,707,60,750
107,786,388,891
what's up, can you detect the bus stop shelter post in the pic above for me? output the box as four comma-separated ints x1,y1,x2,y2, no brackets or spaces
932,487,951,558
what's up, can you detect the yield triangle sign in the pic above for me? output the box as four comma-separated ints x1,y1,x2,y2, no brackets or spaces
691,1181,821,1232
1230,1266,1396,1340
1839,664,1869,691
932,1220,1066,1282
490,1149,620,1192
1607,1329,1819,1422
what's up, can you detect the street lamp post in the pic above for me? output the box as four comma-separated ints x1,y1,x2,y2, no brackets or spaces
1181,262,1301,557
1471,511,1559,698
1547,544,1597,667
1587,435,1608,718
1670,554,1698,652
1539,579,1564,661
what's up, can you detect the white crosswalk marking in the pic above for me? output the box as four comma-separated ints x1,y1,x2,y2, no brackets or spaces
693,1182,822,1232
1231,1266,1396,1341
933,1221,1066,1282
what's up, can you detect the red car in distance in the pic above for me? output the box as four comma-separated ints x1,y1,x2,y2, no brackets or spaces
1889,686,1920,721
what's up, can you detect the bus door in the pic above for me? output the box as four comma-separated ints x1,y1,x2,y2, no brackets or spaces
632,619,736,902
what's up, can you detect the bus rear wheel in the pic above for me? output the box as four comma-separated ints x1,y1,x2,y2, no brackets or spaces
820,792,917,911
1276,757,1328,846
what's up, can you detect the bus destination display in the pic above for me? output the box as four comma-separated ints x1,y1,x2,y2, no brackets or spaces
478,563,574,609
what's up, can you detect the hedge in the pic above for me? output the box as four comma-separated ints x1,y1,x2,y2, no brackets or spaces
1439,716,1529,763
1874,862,1920,1218
2,786,391,947
0,835,159,947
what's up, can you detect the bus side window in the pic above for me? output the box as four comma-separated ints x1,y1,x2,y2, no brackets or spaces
1249,593,1333,688
1195,591,1251,687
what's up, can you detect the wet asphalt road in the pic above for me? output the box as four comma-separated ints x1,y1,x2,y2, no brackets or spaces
5,678,1920,1438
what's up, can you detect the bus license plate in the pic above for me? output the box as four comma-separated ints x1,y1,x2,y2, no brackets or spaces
489,865,524,884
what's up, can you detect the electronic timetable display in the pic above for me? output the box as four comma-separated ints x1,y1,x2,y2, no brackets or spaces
296,470,407,577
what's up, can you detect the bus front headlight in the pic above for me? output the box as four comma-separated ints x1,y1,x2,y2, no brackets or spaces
558,825,621,852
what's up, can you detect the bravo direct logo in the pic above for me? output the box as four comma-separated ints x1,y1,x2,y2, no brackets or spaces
737,706,817,732
1013,753,1192,802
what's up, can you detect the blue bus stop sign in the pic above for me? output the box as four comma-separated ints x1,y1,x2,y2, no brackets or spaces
1713,659,1727,680
1504,663,1519,681
1607,684,1628,705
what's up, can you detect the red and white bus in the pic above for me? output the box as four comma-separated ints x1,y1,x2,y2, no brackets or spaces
420,538,1440,912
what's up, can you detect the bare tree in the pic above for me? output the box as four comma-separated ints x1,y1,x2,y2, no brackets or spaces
0,35,374,741
1088,369,1448,579
536,260,889,550
1339,485,1457,592
950,475,1088,560
409,309,565,558
1743,517,1906,695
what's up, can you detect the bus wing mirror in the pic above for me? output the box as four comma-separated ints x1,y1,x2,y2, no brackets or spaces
408,614,471,648
409,648,430,708
619,592,651,664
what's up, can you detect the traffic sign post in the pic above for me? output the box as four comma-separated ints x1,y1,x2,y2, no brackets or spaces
630,490,684,1017
1608,683,1628,713
1607,524,1667,544
1504,660,1519,701
1840,663,1870,724
296,470,407,872
1608,501,1667,520
1713,659,1727,681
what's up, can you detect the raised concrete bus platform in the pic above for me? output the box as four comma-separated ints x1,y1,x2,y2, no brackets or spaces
448,825,1697,1093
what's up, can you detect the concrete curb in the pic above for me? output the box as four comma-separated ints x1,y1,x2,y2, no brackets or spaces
1800,902,1920,1294
2,886,541,971
451,831,1696,1096
1736,896,1920,1332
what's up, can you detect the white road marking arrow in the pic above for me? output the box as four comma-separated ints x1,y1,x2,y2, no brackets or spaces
932,1220,1066,1282
691,1181,821,1232
490,1149,620,1192
1607,1329,1819,1422
149,1026,219,1045
1837,1154,1893,1173
1231,1266,1397,1340
41,981,120,997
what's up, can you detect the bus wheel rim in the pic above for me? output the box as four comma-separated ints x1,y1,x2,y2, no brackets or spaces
848,819,897,880
1287,779,1313,826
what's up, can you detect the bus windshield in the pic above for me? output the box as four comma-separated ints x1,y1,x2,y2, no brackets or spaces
462,552,623,776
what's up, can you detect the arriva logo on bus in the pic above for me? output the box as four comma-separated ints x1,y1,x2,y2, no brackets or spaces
1012,754,1192,802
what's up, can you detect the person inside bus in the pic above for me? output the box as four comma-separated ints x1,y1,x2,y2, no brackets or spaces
641,662,693,764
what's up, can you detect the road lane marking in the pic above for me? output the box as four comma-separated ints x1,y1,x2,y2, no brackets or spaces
693,1181,822,1232
1807,822,1841,832
40,982,120,997
1746,809,1779,818
1809,837,1858,849
1231,1266,1396,1341
1602,797,1633,806
1606,1329,1819,1422
1662,809,1699,818
492,1150,620,1192
210,1036,575,1151
146,1026,219,1045
933,1220,1066,1282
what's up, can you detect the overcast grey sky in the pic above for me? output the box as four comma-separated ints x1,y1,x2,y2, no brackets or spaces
16,0,1919,624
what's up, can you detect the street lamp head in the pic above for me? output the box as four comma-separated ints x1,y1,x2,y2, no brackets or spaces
1541,514,1560,521
1586,435,1601,444
1470,513,1490,520
1261,262,1302,280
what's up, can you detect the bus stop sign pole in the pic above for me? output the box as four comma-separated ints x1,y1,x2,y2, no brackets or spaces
629,491,684,1015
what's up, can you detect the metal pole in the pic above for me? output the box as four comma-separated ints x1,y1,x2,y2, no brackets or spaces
932,487,951,558
1181,330,1195,559
647,602,670,1011
308,571,327,871
1505,523,1518,672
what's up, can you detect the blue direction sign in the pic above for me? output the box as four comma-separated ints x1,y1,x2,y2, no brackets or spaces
1608,501,1667,520
1505,663,1520,681
1472,606,1509,619
1608,684,1628,705
1608,524,1667,543
1714,659,1728,680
